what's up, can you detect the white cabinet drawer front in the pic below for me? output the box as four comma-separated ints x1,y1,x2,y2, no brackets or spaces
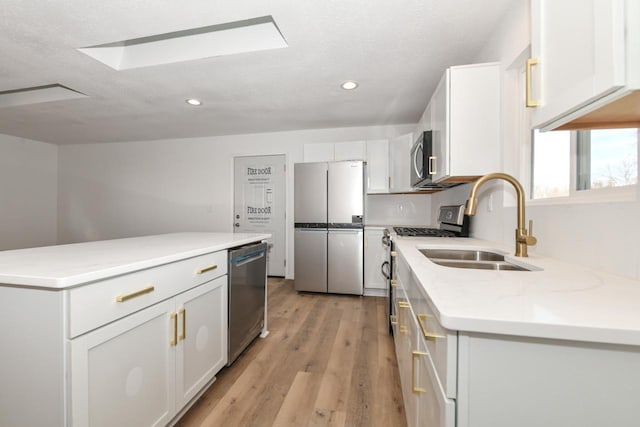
414,285,457,399
69,251,227,338
185,250,227,285
416,343,455,427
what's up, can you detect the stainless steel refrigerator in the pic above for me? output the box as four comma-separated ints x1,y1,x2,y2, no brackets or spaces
294,161,364,295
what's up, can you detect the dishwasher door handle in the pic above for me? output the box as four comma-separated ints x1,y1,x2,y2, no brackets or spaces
230,249,267,267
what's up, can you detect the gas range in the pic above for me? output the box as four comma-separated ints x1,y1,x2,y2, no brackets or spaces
393,205,470,238
392,227,458,237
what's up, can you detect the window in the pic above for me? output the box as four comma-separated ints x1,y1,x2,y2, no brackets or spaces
531,128,638,200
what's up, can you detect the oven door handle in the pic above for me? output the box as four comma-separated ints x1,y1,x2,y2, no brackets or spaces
381,261,390,279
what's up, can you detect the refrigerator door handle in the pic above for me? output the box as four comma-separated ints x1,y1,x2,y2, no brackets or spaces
381,261,390,279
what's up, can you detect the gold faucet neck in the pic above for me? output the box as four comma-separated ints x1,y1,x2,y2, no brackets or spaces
465,173,535,257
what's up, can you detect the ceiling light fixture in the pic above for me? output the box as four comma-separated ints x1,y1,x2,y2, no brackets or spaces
185,98,202,106
341,81,359,90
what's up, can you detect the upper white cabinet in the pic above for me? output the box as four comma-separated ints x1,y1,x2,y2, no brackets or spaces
389,133,414,192
303,143,335,162
529,0,640,130
334,141,366,161
365,139,389,193
429,63,500,184
303,141,366,162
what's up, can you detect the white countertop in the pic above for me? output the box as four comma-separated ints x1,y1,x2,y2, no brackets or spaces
0,232,271,289
395,236,640,346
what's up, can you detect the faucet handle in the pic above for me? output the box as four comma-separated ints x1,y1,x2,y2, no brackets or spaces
525,219,537,245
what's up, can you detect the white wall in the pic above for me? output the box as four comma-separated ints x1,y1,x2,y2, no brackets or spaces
58,124,414,279
418,0,640,280
0,134,58,250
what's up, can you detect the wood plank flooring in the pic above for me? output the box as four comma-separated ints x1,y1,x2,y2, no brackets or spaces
176,278,406,427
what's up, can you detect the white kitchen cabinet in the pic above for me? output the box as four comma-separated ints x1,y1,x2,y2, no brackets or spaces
393,252,455,427
334,140,366,161
71,275,227,427
303,141,366,162
174,277,228,408
430,63,500,184
365,139,389,193
389,133,414,192
393,249,640,427
70,299,176,427
364,228,387,295
303,143,334,162
530,0,640,130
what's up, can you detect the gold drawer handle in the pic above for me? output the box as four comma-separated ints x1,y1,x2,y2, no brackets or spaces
390,279,397,288
196,264,218,275
526,58,540,107
417,314,445,342
178,308,186,341
390,314,398,326
397,301,410,334
391,251,397,257
412,351,428,394
115,285,155,302
170,312,178,346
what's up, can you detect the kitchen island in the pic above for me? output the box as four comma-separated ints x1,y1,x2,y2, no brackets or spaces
0,232,271,427
392,236,640,427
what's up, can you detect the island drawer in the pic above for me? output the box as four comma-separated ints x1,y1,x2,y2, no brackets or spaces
68,250,227,338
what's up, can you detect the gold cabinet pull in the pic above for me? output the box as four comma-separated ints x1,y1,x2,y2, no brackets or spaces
397,301,410,334
412,351,428,394
178,308,186,341
390,279,397,288
196,264,218,275
428,156,437,175
390,314,398,326
526,58,540,107
115,285,155,302
170,312,178,346
417,314,445,342
390,251,397,257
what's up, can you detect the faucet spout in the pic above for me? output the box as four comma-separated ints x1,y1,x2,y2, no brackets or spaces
464,173,537,257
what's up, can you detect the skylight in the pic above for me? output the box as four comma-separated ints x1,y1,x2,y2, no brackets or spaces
78,16,288,70
0,84,87,108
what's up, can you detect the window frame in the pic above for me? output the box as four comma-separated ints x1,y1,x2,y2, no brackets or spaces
527,128,639,206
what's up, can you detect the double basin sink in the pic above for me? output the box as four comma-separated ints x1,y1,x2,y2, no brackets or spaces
419,248,536,271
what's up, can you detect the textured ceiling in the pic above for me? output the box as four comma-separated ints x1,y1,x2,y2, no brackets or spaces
0,0,513,145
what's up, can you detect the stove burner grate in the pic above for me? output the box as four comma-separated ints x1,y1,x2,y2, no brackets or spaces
393,227,457,237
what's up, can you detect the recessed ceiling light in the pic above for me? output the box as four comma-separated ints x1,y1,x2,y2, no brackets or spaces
186,98,202,106
341,81,359,90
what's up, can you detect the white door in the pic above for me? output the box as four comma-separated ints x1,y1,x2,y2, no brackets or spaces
70,300,176,427
175,277,228,408
233,155,286,276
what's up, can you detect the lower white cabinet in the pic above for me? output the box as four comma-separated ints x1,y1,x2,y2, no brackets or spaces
393,255,454,427
71,299,176,427
175,278,227,407
393,250,640,427
71,276,228,427
364,228,387,295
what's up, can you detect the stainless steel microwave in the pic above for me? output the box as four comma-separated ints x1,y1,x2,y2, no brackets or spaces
410,131,434,188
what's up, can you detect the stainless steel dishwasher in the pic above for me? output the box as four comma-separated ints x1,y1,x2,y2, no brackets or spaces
227,241,268,365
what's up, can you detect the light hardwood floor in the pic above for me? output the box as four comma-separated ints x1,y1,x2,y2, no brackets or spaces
177,278,407,427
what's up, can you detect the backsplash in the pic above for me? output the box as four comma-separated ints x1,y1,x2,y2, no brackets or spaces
365,193,431,226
